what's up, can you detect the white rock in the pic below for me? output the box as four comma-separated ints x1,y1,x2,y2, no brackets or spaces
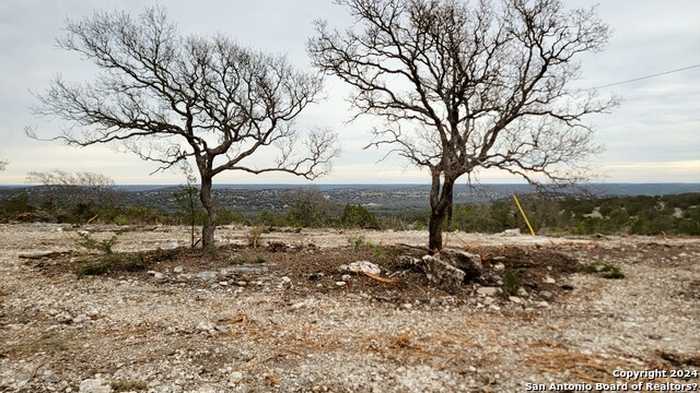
72,314,90,324
335,281,347,287
196,271,218,281
517,287,529,297
230,371,244,383
339,261,381,275
173,266,184,273
79,378,112,393
500,228,521,236
476,287,499,297
509,296,523,304
543,275,556,284
341,274,352,281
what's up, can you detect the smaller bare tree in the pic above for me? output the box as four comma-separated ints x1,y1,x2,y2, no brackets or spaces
173,162,200,248
26,170,117,209
0,160,7,171
32,7,338,249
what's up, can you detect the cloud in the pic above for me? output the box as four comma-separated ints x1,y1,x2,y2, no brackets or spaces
0,0,698,184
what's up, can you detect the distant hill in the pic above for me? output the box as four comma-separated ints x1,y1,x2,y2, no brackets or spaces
2,183,700,213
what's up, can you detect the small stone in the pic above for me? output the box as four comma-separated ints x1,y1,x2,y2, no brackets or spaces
476,287,500,297
79,378,112,393
517,287,529,297
280,276,292,287
401,303,412,309
152,272,166,281
543,275,556,284
536,301,550,308
173,266,184,273
493,263,506,271
335,281,347,287
235,281,248,287
196,321,215,333
230,371,244,383
72,314,89,324
290,301,307,310
341,274,352,281
540,290,554,300
508,296,523,304
196,271,218,282
55,311,73,324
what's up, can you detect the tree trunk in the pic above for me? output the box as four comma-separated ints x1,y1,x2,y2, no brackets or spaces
199,175,217,251
428,173,455,252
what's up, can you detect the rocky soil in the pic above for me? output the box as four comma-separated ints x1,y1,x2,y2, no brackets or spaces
1,224,699,393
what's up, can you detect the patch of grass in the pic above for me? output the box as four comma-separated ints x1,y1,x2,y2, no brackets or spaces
77,253,148,277
111,379,148,392
502,269,522,296
347,235,366,251
581,262,625,280
75,232,119,255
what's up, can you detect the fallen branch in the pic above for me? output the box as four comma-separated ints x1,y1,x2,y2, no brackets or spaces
19,251,73,260
363,272,399,284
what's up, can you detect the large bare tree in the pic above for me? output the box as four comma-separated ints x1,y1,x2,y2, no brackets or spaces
309,0,614,250
33,7,338,249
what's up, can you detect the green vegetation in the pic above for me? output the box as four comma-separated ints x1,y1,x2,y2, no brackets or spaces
111,379,148,392
581,262,625,280
502,269,522,296
2,188,699,236
77,253,148,277
75,232,118,255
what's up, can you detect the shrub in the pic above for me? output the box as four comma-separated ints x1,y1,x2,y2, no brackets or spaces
246,226,265,249
502,269,522,296
77,253,147,276
340,204,379,229
581,262,625,279
285,189,337,227
75,232,119,255
347,234,366,251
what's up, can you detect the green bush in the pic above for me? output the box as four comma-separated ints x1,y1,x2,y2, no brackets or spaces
340,204,379,229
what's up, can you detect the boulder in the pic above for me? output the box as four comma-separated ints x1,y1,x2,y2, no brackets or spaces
420,255,465,293
440,249,483,280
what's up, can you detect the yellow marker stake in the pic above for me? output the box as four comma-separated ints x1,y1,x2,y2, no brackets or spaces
513,194,536,236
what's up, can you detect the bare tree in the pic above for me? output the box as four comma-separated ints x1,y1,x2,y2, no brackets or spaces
309,0,615,250
32,7,338,249
26,170,117,209
0,160,6,171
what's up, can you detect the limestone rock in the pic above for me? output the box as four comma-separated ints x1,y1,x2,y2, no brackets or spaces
420,255,465,293
79,378,112,393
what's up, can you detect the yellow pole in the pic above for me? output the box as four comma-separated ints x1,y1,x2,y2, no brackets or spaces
513,194,536,236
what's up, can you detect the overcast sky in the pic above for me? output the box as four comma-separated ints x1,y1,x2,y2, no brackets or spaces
0,0,699,184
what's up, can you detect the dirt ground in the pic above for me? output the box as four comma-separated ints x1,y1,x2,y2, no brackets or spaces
1,223,699,393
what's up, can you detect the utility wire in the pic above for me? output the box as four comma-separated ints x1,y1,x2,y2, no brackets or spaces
590,63,700,90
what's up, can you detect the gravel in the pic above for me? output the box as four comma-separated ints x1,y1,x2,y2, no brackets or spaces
0,223,698,392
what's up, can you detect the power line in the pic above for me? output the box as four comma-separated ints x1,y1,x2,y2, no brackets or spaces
590,63,700,90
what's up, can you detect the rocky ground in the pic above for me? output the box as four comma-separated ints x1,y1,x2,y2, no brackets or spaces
1,224,699,393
